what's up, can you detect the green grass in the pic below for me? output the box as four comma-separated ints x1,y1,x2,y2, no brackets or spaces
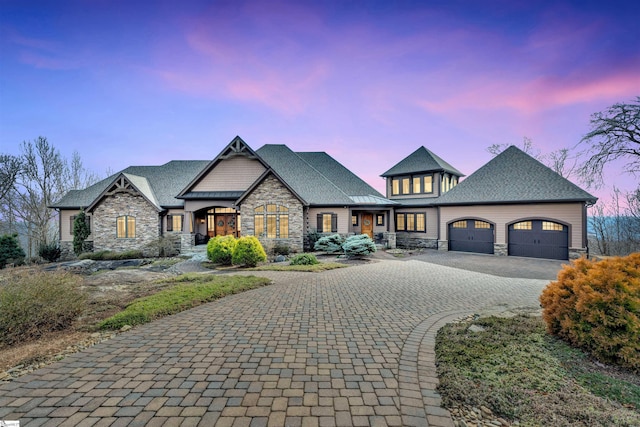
248,262,348,272
436,315,640,426
98,274,270,330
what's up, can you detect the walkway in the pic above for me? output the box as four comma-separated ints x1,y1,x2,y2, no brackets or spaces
0,258,552,426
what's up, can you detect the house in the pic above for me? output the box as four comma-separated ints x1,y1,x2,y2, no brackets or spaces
51,136,596,261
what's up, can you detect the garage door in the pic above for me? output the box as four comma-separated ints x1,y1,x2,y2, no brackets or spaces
508,220,568,260
448,220,494,254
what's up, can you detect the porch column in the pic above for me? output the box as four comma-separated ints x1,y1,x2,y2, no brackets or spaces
180,210,195,253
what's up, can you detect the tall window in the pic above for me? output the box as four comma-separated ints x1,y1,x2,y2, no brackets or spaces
396,213,426,232
402,178,410,194
392,179,400,195
424,175,433,193
166,214,183,232
317,213,338,233
254,204,288,238
116,215,136,238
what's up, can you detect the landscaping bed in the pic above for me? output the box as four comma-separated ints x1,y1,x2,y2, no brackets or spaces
436,315,640,426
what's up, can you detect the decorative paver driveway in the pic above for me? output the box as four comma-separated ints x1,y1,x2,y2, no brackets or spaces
0,259,551,426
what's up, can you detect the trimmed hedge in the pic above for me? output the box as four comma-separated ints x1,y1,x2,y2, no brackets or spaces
207,235,237,265
232,236,267,267
540,254,640,372
79,250,143,260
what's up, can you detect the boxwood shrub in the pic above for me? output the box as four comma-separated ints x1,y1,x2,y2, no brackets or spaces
232,236,267,267
207,235,237,265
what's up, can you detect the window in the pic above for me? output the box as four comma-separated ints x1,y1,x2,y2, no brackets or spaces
352,214,359,226
254,204,288,238
318,213,338,233
513,221,532,230
116,215,136,238
423,175,433,193
452,220,467,228
413,177,421,194
166,214,183,232
475,221,490,229
542,221,564,231
391,174,435,196
396,213,426,232
402,178,410,194
376,214,384,226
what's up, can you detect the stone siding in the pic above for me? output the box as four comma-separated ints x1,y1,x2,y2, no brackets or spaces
59,240,94,260
494,243,508,256
570,247,587,260
92,192,160,256
240,175,304,253
396,235,437,249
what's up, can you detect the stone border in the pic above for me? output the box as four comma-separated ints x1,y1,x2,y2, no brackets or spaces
398,310,470,427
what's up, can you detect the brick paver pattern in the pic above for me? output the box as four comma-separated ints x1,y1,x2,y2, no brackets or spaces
0,259,549,426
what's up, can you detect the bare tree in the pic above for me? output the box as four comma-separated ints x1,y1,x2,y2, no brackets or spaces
589,187,640,256
0,154,22,201
68,150,100,190
11,137,69,256
578,96,640,189
487,137,577,178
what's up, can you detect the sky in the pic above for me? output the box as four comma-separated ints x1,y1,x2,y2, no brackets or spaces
1,0,639,205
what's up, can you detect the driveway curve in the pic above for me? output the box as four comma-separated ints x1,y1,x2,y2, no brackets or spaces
0,259,551,427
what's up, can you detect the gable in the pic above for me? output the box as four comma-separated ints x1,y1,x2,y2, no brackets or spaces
192,157,266,192
178,136,270,197
87,173,161,213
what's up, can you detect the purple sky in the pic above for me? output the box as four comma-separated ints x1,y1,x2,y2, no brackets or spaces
1,1,639,204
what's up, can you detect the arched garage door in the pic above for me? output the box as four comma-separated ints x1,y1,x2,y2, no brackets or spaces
508,220,568,260
448,220,494,254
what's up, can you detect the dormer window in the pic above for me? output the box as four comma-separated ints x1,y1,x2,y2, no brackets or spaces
391,174,435,196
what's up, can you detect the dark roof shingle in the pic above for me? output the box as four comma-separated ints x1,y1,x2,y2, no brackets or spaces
436,146,597,205
381,146,464,177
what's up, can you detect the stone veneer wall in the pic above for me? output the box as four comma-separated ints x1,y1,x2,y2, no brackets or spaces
396,235,437,249
92,192,159,256
240,175,304,253
59,240,94,260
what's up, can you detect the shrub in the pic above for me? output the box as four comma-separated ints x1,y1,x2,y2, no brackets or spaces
272,243,290,256
314,234,344,253
78,250,143,260
0,234,25,268
207,235,237,265
343,234,377,257
540,254,640,372
38,242,61,262
232,236,267,267
0,270,87,346
73,210,91,256
290,253,319,266
145,235,179,257
306,229,321,251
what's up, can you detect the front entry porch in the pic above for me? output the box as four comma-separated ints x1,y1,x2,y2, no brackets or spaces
193,207,241,245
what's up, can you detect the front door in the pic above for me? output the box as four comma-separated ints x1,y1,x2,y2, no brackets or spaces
362,214,374,238
215,214,237,237
208,214,239,238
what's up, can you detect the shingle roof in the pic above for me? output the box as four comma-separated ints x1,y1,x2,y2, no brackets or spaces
51,160,209,209
436,146,597,205
381,146,464,177
256,145,391,205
